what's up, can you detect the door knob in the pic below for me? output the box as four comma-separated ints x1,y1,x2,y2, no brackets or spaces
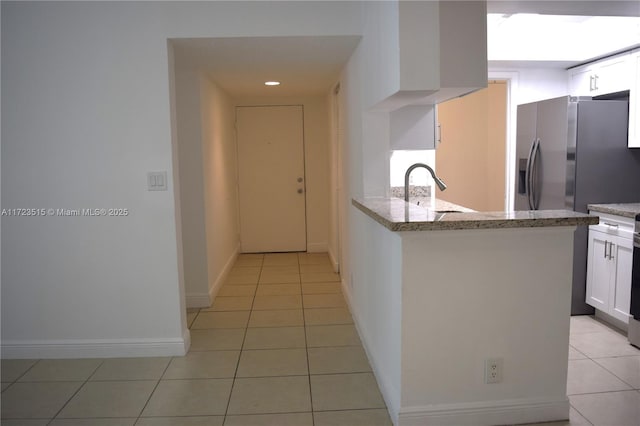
297,189,304,194
297,177,303,183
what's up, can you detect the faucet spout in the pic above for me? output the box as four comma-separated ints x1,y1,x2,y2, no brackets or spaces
404,163,447,202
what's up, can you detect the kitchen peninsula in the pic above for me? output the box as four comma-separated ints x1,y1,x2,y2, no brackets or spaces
348,197,597,426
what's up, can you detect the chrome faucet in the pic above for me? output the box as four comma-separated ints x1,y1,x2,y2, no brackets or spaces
404,163,447,202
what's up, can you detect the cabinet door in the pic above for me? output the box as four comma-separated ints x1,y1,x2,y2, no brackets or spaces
610,236,634,323
569,65,594,96
586,229,611,311
568,53,633,97
593,54,633,96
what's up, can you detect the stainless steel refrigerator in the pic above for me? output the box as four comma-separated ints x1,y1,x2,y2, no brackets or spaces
515,95,640,315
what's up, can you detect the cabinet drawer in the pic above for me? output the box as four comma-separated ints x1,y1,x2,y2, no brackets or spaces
589,212,635,238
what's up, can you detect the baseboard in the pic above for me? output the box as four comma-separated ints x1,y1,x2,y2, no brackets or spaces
594,309,628,333
341,278,400,424
306,242,328,253
327,247,340,273
208,244,240,301
398,397,569,426
185,293,212,308
186,244,239,309
1,333,190,359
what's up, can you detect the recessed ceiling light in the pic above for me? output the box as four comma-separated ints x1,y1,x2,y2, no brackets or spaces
264,81,280,86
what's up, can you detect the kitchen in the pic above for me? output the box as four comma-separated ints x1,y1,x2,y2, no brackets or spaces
355,2,640,425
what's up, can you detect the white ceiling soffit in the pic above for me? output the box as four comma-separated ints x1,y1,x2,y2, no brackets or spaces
172,36,361,97
487,1,640,17
487,0,639,67
488,14,640,63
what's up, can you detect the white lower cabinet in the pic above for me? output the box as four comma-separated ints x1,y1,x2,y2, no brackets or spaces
586,217,634,323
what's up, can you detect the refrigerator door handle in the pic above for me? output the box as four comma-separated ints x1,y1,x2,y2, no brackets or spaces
532,139,541,210
528,139,541,210
525,138,536,210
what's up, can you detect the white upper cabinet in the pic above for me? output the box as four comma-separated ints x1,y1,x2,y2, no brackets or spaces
569,49,640,148
389,105,437,150
376,1,487,111
569,52,633,97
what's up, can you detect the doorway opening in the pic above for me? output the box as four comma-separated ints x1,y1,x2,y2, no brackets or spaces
435,79,512,212
168,35,360,309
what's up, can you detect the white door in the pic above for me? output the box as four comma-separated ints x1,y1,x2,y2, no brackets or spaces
236,105,306,253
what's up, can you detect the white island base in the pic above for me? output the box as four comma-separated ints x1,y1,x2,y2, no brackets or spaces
349,201,594,425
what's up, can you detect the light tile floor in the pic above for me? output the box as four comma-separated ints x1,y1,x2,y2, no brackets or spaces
3,254,639,425
1,253,391,426
557,315,640,426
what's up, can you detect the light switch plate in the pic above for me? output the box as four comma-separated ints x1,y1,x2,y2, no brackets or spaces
147,171,168,191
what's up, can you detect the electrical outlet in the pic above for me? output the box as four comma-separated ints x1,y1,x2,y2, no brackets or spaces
484,358,503,384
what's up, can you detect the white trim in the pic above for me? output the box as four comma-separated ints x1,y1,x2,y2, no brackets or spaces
488,70,519,212
398,396,569,426
185,293,212,308
341,277,400,425
208,244,240,301
186,244,239,308
1,334,190,359
306,242,328,253
328,246,340,273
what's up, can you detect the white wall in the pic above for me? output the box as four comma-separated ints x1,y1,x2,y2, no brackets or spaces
174,52,210,307
1,0,362,358
327,90,340,271
337,0,410,419
233,96,331,253
400,227,574,425
200,75,240,305
348,212,403,421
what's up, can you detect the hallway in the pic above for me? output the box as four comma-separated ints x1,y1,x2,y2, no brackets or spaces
1,252,393,425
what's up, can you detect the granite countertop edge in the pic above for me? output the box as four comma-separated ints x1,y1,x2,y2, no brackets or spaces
353,197,599,232
587,203,640,219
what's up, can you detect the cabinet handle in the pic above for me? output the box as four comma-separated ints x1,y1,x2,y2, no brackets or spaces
590,75,595,91
594,75,599,91
603,222,619,228
604,240,608,258
609,242,615,260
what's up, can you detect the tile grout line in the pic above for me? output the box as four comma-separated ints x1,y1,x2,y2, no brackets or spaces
299,254,317,426
46,358,106,424
223,253,264,421
134,357,174,424
590,357,640,390
568,316,639,426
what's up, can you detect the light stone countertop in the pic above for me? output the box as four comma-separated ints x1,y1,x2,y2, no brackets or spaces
587,203,640,219
353,197,598,232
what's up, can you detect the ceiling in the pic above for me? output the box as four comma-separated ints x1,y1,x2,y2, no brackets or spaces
172,36,361,97
487,1,640,17
487,0,639,67
171,2,639,98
